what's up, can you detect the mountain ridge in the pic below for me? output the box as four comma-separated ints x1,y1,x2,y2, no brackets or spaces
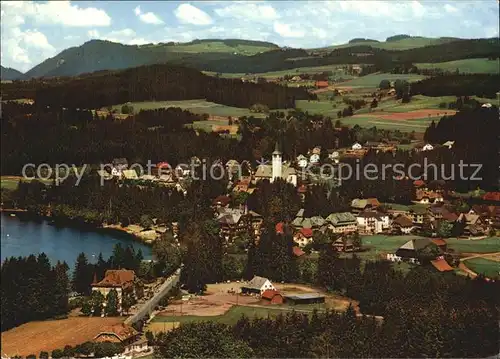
0,66,25,81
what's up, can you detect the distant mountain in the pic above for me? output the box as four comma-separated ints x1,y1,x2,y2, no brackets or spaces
320,36,464,51
1,66,25,81
24,39,279,78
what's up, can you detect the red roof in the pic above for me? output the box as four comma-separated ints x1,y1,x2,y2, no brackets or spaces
262,290,282,300
413,180,425,187
297,184,307,193
293,246,305,257
315,81,329,88
431,258,453,272
276,222,285,234
92,269,135,289
212,195,231,206
431,238,447,247
483,192,500,202
300,227,313,238
156,162,171,169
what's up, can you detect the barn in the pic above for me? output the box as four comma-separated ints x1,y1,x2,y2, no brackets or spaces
284,293,325,305
261,290,284,304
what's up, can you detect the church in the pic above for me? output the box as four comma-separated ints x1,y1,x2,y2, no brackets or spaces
254,143,298,186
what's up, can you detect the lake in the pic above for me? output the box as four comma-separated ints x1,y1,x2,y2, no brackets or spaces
1,213,152,266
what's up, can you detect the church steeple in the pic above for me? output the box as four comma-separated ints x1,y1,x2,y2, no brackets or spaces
272,141,282,181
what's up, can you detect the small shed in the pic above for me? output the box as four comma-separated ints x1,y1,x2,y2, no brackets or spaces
284,293,325,305
261,290,284,304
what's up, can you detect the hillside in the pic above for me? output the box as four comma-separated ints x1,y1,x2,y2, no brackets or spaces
24,39,279,79
0,66,25,81
320,35,463,51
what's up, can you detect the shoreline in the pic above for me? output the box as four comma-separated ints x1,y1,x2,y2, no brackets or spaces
1,209,154,247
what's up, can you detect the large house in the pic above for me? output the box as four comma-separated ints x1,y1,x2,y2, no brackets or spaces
392,215,414,234
293,227,314,247
91,269,139,313
415,190,444,204
356,211,390,234
325,212,358,233
241,276,275,295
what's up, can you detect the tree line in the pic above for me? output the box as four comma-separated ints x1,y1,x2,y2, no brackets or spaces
2,64,315,109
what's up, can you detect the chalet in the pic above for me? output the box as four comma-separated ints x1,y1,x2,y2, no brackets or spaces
325,212,357,233
297,154,308,168
356,211,390,234
261,290,284,304
124,338,150,356
309,153,320,164
421,143,434,152
93,324,139,346
91,270,139,313
111,158,128,177
415,190,444,204
428,205,458,223
294,227,314,247
392,215,414,234
388,238,442,264
241,276,275,295
153,162,172,176
216,208,249,241
315,80,329,89
333,237,355,252
409,205,428,225
328,150,340,163
233,177,253,193
351,198,380,214
469,205,500,225
290,75,302,82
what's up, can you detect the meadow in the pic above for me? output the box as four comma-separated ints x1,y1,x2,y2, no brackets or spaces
463,258,499,279
108,99,265,118
338,73,427,88
415,58,499,74
446,237,499,254
321,37,459,51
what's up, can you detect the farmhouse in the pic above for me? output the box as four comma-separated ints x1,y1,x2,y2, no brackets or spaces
415,190,444,204
392,215,414,234
261,290,284,304
351,142,362,150
393,238,442,262
351,198,380,213
284,293,325,305
91,269,138,313
111,158,128,177
333,237,355,252
241,276,275,295
216,207,251,241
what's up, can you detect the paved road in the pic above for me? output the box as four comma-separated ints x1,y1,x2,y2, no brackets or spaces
125,268,181,325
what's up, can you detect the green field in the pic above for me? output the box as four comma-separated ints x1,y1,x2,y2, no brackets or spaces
109,99,266,118
447,237,500,253
340,115,441,132
320,37,460,52
141,40,277,56
1,177,52,191
464,258,499,279
152,305,301,326
338,73,427,88
415,58,499,74
205,65,351,79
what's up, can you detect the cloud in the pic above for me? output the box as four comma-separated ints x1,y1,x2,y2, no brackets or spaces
214,3,280,21
88,30,100,38
1,1,111,27
273,22,305,38
134,6,164,25
444,4,459,13
174,4,213,25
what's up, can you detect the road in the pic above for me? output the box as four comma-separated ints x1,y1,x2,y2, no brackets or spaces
125,267,181,325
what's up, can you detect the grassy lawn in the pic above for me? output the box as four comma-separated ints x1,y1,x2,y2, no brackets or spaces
323,37,459,51
108,99,265,118
338,73,426,88
207,65,350,79
464,258,499,279
415,58,499,74
152,305,301,325
1,176,52,191
447,237,500,254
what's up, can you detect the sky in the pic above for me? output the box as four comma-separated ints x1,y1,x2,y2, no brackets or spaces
1,0,498,72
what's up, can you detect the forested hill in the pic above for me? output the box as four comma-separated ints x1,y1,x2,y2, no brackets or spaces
24,39,279,79
0,66,25,81
5,64,314,109
19,37,499,79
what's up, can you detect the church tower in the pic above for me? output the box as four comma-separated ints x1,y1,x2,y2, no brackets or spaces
271,142,282,182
